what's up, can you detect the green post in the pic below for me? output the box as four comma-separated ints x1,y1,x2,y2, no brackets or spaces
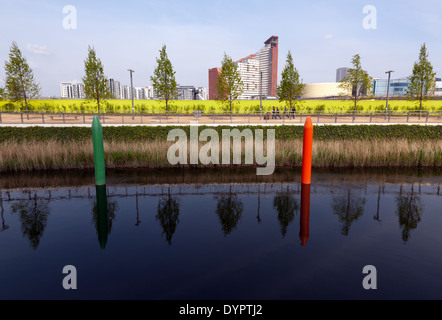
92,115,106,186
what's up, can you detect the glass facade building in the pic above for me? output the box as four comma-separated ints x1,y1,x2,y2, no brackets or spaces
373,78,410,97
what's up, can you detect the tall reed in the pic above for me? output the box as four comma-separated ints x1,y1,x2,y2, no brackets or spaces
0,139,440,172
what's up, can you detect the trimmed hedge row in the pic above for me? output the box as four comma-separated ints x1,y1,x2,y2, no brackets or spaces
0,125,441,142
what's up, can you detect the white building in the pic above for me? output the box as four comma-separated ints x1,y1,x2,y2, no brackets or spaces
60,82,85,99
435,77,442,96
235,57,261,100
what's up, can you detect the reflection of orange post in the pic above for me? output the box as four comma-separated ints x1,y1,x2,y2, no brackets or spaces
300,184,311,247
301,116,313,184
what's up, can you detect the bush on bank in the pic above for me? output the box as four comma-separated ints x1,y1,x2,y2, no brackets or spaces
0,125,441,143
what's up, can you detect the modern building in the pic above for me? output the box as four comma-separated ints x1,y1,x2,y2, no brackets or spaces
208,36,278,100
372,78,410,97
435,78,442,96
235,56,260,100
60,82,85,99
336,67,351,82
107,78,120,99
208,67,221,100
301,82,350,99
176,85,208,100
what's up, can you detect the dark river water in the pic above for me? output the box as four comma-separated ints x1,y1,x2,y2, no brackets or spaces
0,168,440,300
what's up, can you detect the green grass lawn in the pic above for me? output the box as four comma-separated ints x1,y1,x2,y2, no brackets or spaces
1,99,442,114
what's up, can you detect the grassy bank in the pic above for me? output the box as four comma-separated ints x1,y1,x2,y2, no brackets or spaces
0,138,440,172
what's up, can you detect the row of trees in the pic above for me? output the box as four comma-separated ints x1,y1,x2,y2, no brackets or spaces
0,42,179,113
0,41,437,114
217,43,437,115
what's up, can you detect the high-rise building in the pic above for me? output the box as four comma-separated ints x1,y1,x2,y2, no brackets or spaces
107,78,120,99
176,85,208,100
60,82,85,99
208,36,278,100
336,67,351,82
208,67,221,100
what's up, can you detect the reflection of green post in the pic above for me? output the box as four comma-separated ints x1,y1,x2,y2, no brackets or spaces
96,185,108,249
92,115,105,186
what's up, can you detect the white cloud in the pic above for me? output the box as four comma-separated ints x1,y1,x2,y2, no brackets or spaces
28,60,38,69
324,34,333,39
27,44,51,55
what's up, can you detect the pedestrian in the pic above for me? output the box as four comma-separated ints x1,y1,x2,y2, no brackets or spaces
290,106,296,119
272,106,276,119
276,107,281,119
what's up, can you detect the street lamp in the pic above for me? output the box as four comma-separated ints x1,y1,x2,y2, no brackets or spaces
259,71,263,120
385,70,394,120
128,69,135,120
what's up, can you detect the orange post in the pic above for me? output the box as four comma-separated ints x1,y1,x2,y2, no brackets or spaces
301,116,313,184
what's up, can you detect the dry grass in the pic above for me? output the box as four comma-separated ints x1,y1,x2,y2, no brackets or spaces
0,138,441,172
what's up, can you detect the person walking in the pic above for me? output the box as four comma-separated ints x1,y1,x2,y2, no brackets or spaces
272,106,276,119
276,107,282,119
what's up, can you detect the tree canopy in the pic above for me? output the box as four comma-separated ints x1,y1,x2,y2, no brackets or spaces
150,45,177,113
4,41,41,111
82,45,112,114
277,51,305,111
216,53,244,113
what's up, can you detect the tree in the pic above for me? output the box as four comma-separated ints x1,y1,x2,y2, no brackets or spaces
215,186,243,236
156,187,180,245
150,45,177,114
216,53,244,113
82,46,112,114
273,192,299,238
4,41,41,112
11,192,50,250
277,51,305,111
406,43,436,117
338,54,373,114
332,190,366,236
0,87,4,100
396,189,423,243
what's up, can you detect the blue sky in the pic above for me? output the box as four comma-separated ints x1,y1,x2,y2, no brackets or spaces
1,0,441,97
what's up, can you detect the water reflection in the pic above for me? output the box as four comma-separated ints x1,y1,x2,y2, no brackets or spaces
11,191,50,249
273,188,299,238
0,193,9,232
299,184,311,247
156,186,180,245
215,186,243,236
396,185,424,243
92,185,118,249
331,190,366,236
0,170,440,251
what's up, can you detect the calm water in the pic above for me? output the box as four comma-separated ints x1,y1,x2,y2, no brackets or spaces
0,169,441,300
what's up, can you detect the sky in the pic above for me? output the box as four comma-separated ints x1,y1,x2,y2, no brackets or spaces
0,0,441,97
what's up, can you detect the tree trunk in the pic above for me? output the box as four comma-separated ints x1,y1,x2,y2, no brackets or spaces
419,85,423,120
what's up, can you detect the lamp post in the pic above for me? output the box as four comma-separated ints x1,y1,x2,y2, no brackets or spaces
385,70,394,120
259,71,263,120
128,69,135,120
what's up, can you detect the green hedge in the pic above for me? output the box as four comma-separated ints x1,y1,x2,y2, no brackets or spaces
0,125,441,142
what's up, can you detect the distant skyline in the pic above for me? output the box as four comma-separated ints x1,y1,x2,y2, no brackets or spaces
1,0,442,97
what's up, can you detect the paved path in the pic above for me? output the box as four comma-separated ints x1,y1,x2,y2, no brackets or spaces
0,112,440,126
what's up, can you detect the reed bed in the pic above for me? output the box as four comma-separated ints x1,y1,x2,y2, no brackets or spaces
0,139,441,172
